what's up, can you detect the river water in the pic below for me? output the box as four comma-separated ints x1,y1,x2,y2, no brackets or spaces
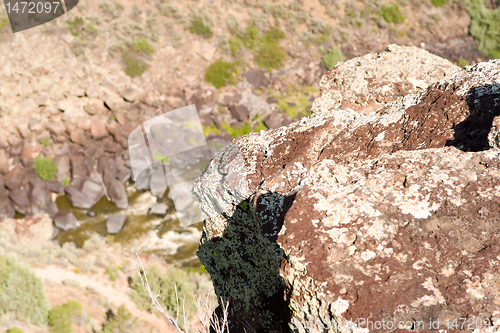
54,184,204,268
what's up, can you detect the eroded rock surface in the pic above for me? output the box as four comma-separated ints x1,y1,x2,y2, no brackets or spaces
194,58,500,332
311,44,460,115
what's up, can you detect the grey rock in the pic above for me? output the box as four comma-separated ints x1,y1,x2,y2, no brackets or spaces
199,113,214,127
29,178,51,215
120,87,137,102
53,210,79,231
150,203,169,215
106,213,126,234
266,96,278,104
55,155,71,182
8,188,30,214
4,166,27,190
0,149,10,174
47,179,65,193
0,179,15,219
106,179,128,209
229,105,250,122
244,70,269,89
45,202,59,218
65,172,105,209
70,153,94,178
264,113,282,129
149,162,167,197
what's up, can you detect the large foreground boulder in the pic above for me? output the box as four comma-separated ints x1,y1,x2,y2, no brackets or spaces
194,56,500,332
311,44,459,115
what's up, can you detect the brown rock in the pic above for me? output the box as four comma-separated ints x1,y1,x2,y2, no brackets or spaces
312,44,460,115
85,98,106,115
229,105,250,122
264,112,282,129
90,117,108,140
0,149,10,174
120,87,138,102
244,69,269,89
193,59,500,332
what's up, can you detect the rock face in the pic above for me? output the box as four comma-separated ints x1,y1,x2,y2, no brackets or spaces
194,58,500,332
106,213,126,234
311,44,460,115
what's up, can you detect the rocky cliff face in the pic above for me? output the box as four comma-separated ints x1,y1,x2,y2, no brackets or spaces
194,50,500,332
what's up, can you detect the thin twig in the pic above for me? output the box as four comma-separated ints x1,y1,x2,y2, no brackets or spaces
132,253,231,333
132,253,184,332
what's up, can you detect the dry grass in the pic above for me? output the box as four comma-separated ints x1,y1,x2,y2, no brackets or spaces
132,254,232,333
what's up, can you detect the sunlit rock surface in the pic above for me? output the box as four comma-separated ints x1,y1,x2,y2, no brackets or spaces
194,56,500,332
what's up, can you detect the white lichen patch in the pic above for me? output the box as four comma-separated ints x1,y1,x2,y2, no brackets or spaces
410,277,445,308
360,249,376,261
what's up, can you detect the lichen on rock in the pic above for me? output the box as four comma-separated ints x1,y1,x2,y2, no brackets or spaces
194,54,500,332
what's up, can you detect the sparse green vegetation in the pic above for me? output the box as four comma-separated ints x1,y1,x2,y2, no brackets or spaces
321,46,345,69
32,156,58,181
132,37,155,54
457,58,470,67
99,0,124,20
0,255,51,326
464,0,500,59
6,328,24,333
189,16,213,39
262,26,285,44
221,122,253,137
39,138,51,148
128,264,196,327
202,124,221,137
101,305,138,333
67,16,84,36
153,152,170,163
205,60,238,88
229,37,242,55
63,178,71,186
0,15,8,30
48,300,82,333
254,120,268,132
255,42,287,71
308,17,333,35
104,266,119,281
159,3,183,19
271,85,316,119
431,0,447,6
187,265,208,274
123,53,149,77
379,3,406,24
241,26,260,50
226,14,243,36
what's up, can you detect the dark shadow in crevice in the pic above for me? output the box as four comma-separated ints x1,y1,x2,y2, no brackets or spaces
198,193,296,333
445,83,500,151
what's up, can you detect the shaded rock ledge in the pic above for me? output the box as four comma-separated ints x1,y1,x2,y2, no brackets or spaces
194,58,500,332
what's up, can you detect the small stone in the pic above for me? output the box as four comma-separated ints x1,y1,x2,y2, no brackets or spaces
37,95,51,106
90,118,108,140
53,210,79,231
84,98,106,115
150,203,169,215
106,213,126,234
229,105,250,122
106,179,128,209
120,87,137,102
264,113,282,129
266,96,278,104
244,70,269,89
